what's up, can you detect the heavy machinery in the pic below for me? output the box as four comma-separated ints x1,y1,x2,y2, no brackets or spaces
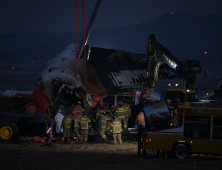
21,3,203,126
141,103,222,159
0,112,46,142
144,34,202,94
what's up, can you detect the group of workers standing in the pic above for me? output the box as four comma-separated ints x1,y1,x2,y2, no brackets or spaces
55,101,91,142
55,100,136,144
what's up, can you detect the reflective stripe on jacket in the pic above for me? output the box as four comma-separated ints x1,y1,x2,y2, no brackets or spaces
80,115,91,130
123,103,131,117
73,105,84,117
62,115,73,129
136,112,145,126
73,114,80,128
99,115,107,129
114,106,126,118
110,118,122,133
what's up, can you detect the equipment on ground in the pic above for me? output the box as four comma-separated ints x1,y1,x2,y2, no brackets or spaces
0,113,46,143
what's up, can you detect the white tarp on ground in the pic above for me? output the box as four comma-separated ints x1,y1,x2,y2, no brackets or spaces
2,90,33,97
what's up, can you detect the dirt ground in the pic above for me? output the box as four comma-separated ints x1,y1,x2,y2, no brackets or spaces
1,140,222,170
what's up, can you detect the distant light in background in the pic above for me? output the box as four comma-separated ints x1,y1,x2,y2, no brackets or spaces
205,51,207,54
136,91,140,94
175,83,179,86
0,50,1,52
171,12,173,14
168,84,171,86
32,61,34,63
12,67,14,69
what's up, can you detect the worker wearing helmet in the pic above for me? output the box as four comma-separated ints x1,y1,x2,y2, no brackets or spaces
104,103,112,135
136,109,145,128
72,109,81,140
111,105,116,114
114,101,127,129
96,102,106,120
123,100,131,129
95,101,106,130
73,101,84,118
80,111,91,142
61,111,73,138
110,114,122,145
99,110,108,141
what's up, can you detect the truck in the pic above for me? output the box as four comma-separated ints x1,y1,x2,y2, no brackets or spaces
141,104,222,159
0,112,46,143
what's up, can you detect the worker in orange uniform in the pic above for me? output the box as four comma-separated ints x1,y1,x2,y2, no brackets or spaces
61,111,73,138
80,111,91,142
73,101,84,118
114,101,127,129
72,110,81,140
123,100,131,129
99,110,108,141
136,110,146,128
110,114,122,145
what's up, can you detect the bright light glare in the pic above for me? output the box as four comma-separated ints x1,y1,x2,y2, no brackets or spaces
168,84,171,86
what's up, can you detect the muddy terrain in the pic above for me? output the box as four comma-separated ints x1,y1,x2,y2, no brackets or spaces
1,139,222,170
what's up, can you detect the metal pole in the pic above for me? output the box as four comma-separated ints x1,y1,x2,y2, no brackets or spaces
75,0,78,75
77,0,103,59
204,51,207,98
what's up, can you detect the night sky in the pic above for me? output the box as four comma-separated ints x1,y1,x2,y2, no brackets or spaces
1,0,222,34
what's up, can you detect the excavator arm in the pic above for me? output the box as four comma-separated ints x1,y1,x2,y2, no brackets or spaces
144,34,202,94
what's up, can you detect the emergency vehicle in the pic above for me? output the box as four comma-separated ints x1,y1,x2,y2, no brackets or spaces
142,104,222,159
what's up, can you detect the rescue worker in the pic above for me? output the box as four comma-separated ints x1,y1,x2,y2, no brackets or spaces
72,109,81,140
136,110,146,156
123,100,131,129
114,101,127,129
111,105,116,114
73,101,84,118
55,109,64,137
99,110,108,141
104,103,112,135
95,102,106,130
61,111,73,138
110,114,122,145
95,102,106,121
80,111,91,142
136,109,146,128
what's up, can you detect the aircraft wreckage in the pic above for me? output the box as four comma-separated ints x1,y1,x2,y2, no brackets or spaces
26,0,202,123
